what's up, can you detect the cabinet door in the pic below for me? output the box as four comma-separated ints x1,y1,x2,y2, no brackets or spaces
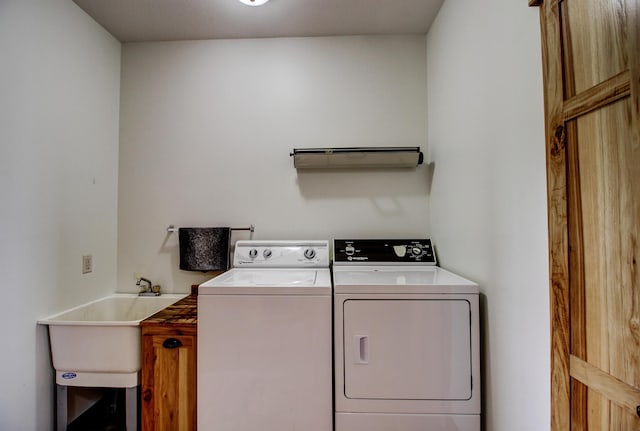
142,333,196,431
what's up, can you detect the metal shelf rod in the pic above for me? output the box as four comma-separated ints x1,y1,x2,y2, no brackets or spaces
167,224,254,233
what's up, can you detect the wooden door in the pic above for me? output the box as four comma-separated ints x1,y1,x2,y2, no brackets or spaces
530,0,640,429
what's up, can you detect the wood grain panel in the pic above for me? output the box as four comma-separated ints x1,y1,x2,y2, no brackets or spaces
151,334,195,349
622,3,640,419
563,0,628,96
576,108,608,370
179,349,189,431
563,71,631,120
532,0,639,429
141,294,197,326
630,0,640,151
537,1,572,430
561,5,586,427
575,103,611,431
626,0,640,397
584,386,610,431
141,295,197,431
576,94,640,431
603,99,639,391
627,7,640,400
155,346,179,431
570,355,640,415
566,117,588,431
610,403,640,429
144,333,197,431
141,333,157,431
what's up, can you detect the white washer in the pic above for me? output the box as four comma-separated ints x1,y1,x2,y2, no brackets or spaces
198,240,333,431
333,239,481,431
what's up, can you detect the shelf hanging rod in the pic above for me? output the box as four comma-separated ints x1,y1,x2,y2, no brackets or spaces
167,224,254,233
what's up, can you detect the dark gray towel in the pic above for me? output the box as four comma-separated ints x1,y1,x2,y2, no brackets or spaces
179,227,231,271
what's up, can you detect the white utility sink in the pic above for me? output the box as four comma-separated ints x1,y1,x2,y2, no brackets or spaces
38,293,187,388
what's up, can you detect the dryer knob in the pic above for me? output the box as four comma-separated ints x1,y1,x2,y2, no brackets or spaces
304,248,316,260
263,249,272,258
411,246,422,256
345,245,355,256
249,248,258,259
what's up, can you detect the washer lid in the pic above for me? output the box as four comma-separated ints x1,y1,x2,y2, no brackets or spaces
199,268,332,295
332,266,478,294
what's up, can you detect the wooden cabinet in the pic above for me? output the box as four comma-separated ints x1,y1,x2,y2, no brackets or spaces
141,295,197,431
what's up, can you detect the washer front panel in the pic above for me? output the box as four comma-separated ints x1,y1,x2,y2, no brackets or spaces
198,239,333,430
199,294,332,430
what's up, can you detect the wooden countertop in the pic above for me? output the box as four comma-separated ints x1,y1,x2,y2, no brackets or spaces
141,293,197,327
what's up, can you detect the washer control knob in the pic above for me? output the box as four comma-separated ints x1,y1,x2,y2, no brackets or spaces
411,246,422,256
263,249,272,259
345,245,355,256
304,248,316,260
248,248,258,259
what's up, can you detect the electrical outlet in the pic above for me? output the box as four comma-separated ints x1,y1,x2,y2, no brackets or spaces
82,255,93,274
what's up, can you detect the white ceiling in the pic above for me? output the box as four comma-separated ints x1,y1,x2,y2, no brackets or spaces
72,0,445,43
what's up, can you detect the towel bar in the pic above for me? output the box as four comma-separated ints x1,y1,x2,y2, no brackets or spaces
167,224,254,233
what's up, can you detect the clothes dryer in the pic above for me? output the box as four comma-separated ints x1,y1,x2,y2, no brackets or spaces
333,239,480,431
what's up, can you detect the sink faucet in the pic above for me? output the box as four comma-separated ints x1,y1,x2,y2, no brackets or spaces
136,277,153,294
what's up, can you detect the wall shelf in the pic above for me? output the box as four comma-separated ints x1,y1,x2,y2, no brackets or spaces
290,147,424,169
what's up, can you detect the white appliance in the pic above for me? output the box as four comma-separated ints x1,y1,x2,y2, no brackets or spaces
333,239,481,431
198,240,333,431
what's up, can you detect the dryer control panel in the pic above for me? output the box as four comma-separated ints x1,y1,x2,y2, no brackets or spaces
333,239,437,265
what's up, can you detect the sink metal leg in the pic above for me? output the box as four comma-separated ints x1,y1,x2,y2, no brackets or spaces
56,385,67,431
125,386,138,431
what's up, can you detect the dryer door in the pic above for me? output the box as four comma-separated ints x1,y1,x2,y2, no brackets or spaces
342,299,472,400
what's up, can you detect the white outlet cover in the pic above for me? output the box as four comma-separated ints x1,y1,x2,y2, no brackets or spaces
82,255,92,274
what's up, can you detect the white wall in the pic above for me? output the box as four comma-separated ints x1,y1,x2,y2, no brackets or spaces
118,36,430,291
0,0,121,429
426,1,549,430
